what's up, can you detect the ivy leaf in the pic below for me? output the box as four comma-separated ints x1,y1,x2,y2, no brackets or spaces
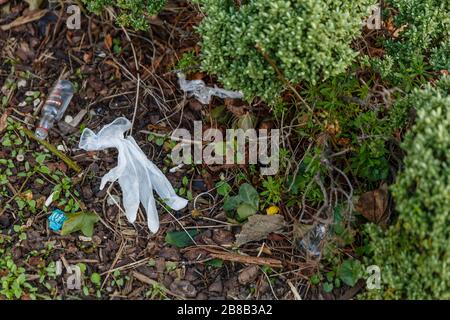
61,211,99,237
165,230,198,248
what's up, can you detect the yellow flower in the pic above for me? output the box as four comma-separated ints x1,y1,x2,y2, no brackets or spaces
266,205,280,215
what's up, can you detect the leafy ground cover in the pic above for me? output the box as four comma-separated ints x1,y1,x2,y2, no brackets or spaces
0,0,448,300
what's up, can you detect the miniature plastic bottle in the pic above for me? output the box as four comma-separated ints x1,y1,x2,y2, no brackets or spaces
35,80,74,140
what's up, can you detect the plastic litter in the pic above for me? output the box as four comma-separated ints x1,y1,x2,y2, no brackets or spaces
79,117,188,233
35,80,74,140
178,72,243,104
48,208,68,231
300,224,327,257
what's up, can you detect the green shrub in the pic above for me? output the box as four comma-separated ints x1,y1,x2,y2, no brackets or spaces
82,0,166,30
194,0,374,104
370,0,449,87
364,76,450,299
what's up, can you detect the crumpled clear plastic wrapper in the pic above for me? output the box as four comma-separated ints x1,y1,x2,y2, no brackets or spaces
79,117,188,233
178,72,243,104
300,224,327,257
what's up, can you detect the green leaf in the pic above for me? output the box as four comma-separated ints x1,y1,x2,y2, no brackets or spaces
310,274,320,285
90,273,101,285
38,165,50,174
215,181,231,197
61,211,99,237
223,195,241,214
236,203,257,221
35,154,46,164
165,230,198,248
155,137,165,146
205,258,223,268
239,183,259,208
338,259,362,287
323,282,334,293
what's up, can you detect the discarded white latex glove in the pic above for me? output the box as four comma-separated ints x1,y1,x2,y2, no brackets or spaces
178,72,243,104
79,117,188,233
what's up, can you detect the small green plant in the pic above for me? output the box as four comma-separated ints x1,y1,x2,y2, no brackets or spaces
177,175,192,200
0,256,37,299
82,0,166,30
286,150,325,206
307,206,366,293
363,76,450,299
111,270,129,289
194,0,374,103
260,176,282,206
368,0,449,88
223,183,260,222
175,50,199,73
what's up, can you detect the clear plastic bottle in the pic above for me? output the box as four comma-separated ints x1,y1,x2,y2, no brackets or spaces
35,80,74,140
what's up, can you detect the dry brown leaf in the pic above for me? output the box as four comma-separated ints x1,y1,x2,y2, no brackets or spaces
384,17,408,39
104,34,113,50
0,112,8,133
392,24,408,38
25,0,43,10
0,9,48,31
238,265,259,285
235,214,286,247
354,183,389,224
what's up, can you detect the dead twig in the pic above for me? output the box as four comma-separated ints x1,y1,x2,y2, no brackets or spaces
200,247,283,268
21,126,82,173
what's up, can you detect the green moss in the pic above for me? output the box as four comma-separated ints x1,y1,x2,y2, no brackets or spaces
363,76,450,299
194,0,374,104
82,0,166,30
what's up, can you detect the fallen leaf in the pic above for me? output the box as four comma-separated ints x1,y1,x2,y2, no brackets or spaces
0,111,8,133
25,0,43,10
61,211,99,237
235,214,286,246
0,9,48,31
384,17,407,39
21,190,33,201
238,265,260,285
165,230,198,248
104,34,113,50
354,183,389,224
392,24,408,38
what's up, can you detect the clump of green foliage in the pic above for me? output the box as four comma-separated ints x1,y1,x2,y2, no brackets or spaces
369,0,449,88
194,0,374,104
364,76,450,299
82,0,166,30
